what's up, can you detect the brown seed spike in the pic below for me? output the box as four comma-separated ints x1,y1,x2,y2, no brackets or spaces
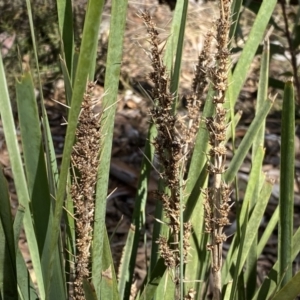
70,81,102,300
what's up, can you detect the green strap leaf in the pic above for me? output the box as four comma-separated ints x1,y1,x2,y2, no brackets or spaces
224,98,273,184
92,0,128,297
0,51,46,299
271,270,300,300
231,0,277,105
0,167,18,299
279,79,295,287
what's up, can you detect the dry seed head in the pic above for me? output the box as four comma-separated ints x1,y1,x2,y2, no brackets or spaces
184,288,197,300
70,81,102,300
141,11,197,279
157,236,179,269
192,30,213,101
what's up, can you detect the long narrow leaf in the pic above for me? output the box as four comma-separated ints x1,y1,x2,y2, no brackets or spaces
257,206,279,257
140,258,166,299
100,230,120,300
0,167,18,299
13,206,38,300
92,1,128,297
224,98,273,184
246,38,270,299
229,0,242,43
16,73,51,259
279,79,295,286
24,3,63,297
224,178,274,284
0,51,45,299
184,87,214,212
231,0,277,105
119,123,156,300
56,0,75,77
47,0,105,296
168,0,188,111
16,73,67,299
83,278,98,300
271,270,300,300
253,226,300,299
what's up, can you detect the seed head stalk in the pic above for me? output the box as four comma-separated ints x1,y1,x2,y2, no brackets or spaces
140,11,202,299
70,82,102,299
203,1,232,299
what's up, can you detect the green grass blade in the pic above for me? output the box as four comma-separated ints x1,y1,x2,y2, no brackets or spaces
271,270,300,300
231,0,277,105
222,161,265,284
228,146,265,287
140,258,166,299
246,39,270,299
184,87,214,211
64,181,75,293
43,112,59,197
229,0,242,43
56,0,74,77
16,73,67,299
168,0,188,110
23,3,65,297
13,206,38,300
224,178,273,285
181,90,214,298
13,207,25,252
60,57,73,106
257,205,279,257
100,231,120,300
226,111,242,142
156,273,175,300
119,123,156,300
83,278,98,300
47,0,105,296
24,0,54,174
224,98,273,184
253,39,269,153
149,197,163,274
253,226,300,300
16,249,38,300
16,72,51,258
24,3,57,235
226,69,235,135
229,203,248,300
279,79,295,287
164,0,187,75
92,0,128,297
0,167,18,299
184,187,209,297
0,51,45,299
118,227,135,299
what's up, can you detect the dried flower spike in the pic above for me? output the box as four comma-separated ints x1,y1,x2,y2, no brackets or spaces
70,81,102,300
140,11,195,299
203,1,232,299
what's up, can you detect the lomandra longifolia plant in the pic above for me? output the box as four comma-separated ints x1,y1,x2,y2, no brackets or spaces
141,0,231,298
